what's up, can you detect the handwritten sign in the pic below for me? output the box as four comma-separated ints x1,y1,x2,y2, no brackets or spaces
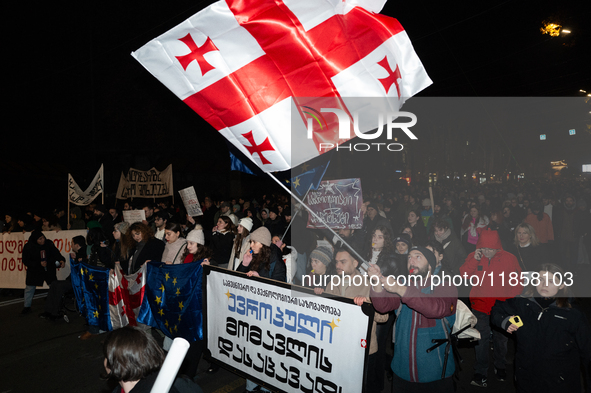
306,178,364,229
179,186,203,217
122,210,146,224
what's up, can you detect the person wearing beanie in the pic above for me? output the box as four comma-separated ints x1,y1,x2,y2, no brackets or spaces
460,228,523,387
182,226,212,264
237,226,286,393
369,245,458,392
229,218,253,270
394,233,412,255
112,221,132,274
308,246,335,290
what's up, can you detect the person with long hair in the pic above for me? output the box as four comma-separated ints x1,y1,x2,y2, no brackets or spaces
491,263,591,393
210,216,235,268
162,222,187,265
181,226,213,264
461,205,489,253
237,227,286,281
237,226,286,392
127,222,165,275
101,326,202,393
112,221,132,274
229,218,253,270
367,225,402,277
508,222,547,273
407,209,428,246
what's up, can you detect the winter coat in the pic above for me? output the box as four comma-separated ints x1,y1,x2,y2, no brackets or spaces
162,238,188,265
459,229,523,314
210,230,235,266
128,238,165,274
491,297,591,393
507,243,547,272
22,230,65,286
371,276,457,383
524,213,554,244
437,231,466,275
237,244,287,282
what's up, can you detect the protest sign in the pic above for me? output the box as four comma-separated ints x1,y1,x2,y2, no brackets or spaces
179,186,203,217
116,165,174,199
68,165,104,206
122,210,146,224
306,178,364,229
0,230,87,289
204,266,373,393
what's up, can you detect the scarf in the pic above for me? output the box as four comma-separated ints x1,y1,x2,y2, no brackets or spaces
435,228,451,243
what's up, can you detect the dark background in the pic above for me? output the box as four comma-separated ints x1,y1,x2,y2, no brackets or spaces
3,0,590,213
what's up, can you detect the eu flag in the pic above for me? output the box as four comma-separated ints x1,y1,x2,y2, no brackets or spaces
137,261,204,342
70,259,111,331
229,151,256,175
290,160,330,196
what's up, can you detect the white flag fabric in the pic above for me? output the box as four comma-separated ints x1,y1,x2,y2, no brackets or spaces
109,264,147,330
132,0,431,172
68,164,104,206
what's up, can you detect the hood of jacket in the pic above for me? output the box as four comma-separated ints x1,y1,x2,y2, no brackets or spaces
476,228,503,250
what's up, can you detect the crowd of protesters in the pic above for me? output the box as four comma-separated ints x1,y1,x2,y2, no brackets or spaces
2,178,591,392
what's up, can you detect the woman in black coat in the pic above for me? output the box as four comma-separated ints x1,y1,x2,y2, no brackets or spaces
127,222,165,275
237,227,286,282
210,216,236,268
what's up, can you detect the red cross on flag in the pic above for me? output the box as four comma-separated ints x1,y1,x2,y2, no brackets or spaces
108,264,146,329
132,0,431,172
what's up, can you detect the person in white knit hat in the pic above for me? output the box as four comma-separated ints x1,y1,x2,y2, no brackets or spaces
229,217,253,270
180,225,213,264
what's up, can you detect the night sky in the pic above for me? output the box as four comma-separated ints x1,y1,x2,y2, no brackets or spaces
3,0,590,212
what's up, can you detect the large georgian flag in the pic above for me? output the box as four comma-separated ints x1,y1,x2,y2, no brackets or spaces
132,0,431,172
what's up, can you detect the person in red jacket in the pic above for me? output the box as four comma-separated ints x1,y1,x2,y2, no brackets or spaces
460,228,523,387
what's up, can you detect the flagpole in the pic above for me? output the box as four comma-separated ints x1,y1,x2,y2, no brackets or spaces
280,184,313,242
268,173,370,272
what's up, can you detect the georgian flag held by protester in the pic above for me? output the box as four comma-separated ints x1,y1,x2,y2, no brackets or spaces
132,0,431,172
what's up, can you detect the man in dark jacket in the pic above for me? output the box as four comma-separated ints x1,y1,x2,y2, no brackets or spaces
21,230,66,314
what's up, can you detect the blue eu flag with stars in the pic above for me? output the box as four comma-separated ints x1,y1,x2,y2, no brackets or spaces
70,259,111,332
137,261,204,342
